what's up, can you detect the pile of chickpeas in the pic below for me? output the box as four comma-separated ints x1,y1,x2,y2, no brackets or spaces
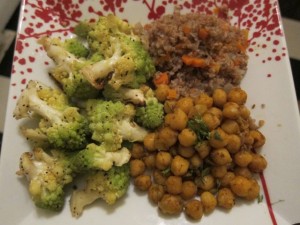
129,85,267,220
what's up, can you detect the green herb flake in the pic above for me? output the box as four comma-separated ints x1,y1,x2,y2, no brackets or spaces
187,117,210,142
161,167,171,176
213,130,222,140
257,194,264,203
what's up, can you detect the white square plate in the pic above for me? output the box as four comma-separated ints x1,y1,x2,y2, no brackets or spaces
1,0,300,224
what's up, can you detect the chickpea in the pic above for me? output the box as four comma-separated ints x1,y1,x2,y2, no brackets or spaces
230,176,252,197
131,143,145,159
181,181,197,200
175,97,194,115
234,167,253,179
178,145,195,158
211,165,227,178
158,194,183,215
171,155,190,176
200,191,217,214
209,128,228,148
220,172,235,187
207,107,223,121
155,127,178,150
178,128,197,147
165,108,188,131
143,132,157,152
212,88,227,108
184,199,203,220
189,154,203,169
217,188,235,209
249,130,266,148
194,93,213,108
248,153,267,173
130,159,146,177
166,176,182,195
240,105,250,119
134,175,152,191
153,169,167,185
202,112,221,131
234,150,253,167
143,154,156,169
196,175,215,191
188,104,208,119
195,141,211,159
155,84,170,102
164,100,176,113
244,133,254,145
210,148,232,166
227,87,247,105
148,184,165,204
245,179,260,200
221,119,240,134
223,102,240,120
226,134,242,154
155,151,172,170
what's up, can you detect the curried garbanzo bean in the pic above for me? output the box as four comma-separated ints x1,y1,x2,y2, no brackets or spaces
148,184,165,204
184,199,203,220
130,87,267,221
200,191,217,214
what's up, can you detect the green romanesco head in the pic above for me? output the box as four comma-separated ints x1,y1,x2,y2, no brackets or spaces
86,14,132,54
32,183,65,211
75,14,155,90
108,35,156,90
37,87,69,111
135,98,164,130
93,164,130,204
18,82,90,150
69,163,130,217
119,35,155,88
50,60,99,99
74,20,92,38
39,107,90,151
71,143,131,173
64,38,89,58
85,99,127,150
17,148,74,211
46,107,90,151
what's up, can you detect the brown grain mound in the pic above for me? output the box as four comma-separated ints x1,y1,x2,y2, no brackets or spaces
136,10,249,97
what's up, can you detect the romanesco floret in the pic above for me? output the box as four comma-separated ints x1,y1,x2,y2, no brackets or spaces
102,84,145,105
16,148,74,211
13,80,90,151
73,20,92,38
70,164,130,217
135,98,164,130
64,38,89,58
39,37,99,99
71,143,131,172
73,14,156,90
135,88,164,129
85,99,149,151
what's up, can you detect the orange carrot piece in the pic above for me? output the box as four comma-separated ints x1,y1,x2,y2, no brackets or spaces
182,55,207,68
153,72,169,86
198,28,209,39
213,7,219,15
182,25,191,35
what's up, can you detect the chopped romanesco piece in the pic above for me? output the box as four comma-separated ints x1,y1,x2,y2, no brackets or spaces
17,148,74,211
70,164,130,217
13,80,90,150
